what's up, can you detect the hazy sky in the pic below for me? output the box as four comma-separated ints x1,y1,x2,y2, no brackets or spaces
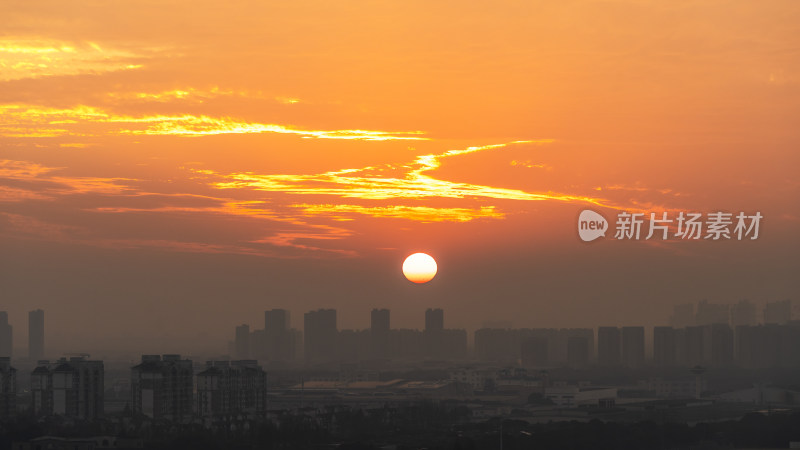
1,1,798,355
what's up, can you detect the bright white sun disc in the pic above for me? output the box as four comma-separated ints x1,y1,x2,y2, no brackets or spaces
402,253,437,284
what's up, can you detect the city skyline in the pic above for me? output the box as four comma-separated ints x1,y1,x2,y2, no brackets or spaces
1,0,798,350
0,1,798,447
0,299,794,360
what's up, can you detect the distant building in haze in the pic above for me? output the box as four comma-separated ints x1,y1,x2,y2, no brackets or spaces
425,308,444,332
235,324,250,359
131,355,193,422
764,300,792,325
474,328,517,362
0,312,11,358
731,300,757,327
520,336,548,368
597,327,621,367
0,357,16,419
304,309,337,362
653,326,677,367
683,326,705,366
670,304,694,328
695,300,729,326
31,357,104,419
264,309,296,361
265,309,290,331
389,329,424,359
567,336,590,368
196,360,267,418
29,309,44,360
423,308,444,359
370,308,390,359
621,326,645,368
704,324,734,367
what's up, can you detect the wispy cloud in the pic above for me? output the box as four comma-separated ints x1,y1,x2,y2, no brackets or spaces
203,140,610,207
291,204,504,222
0,38,143,81
0,104,427,141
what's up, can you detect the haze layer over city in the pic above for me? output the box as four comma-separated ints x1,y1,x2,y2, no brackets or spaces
1,1,798,356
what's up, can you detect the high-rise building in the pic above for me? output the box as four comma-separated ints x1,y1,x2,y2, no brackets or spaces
442,328,468,359
520,336,548,368
597,327,621,367
235,324,250,359
695,300,729,326
303,309,337,362
684,326,705,366
670,304,694,328
0,312,11,358
567,336,590,368
31,357,104,419
196,360,267,418
425,308,444,331
29,309,44,360
764,300,792,325
265,309,290,332
423,308,445,359
131,355,193,422
249,329,266,360
705,324,734,367
31,365,52,415
389,329,424,359
337,329,370,361
557,329,595,364
653,326,676,367
731,300,757,327
474,328,517,362
264,309,296,361
737,325,771,369
370,309,390,359
621,326,645,368
0,357,16,419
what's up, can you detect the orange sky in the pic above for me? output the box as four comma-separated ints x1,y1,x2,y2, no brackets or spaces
1,1,798,355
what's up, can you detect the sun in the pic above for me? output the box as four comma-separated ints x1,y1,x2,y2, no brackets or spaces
402,253,437,284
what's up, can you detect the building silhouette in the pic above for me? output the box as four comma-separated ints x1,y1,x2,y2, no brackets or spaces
304,309,337,362
0,312,11,358
474,328,517,362
736,323,800,368
28,309,44,360
423,308,445,359
388,328,424,359
653,326,677,367
0,357,15,419
131,355,193,422
520,336,548,368
695,300,729,326
337,329,370,361
31,365,52,415
567,336,590,368
235,324,250,359
31,357,104,419
196,360,267,418
425,308,444,332
264,309,296,361
370,308,390,359
731,300,757,327
705,323,734,367
670,304,694,328
764,300,792,324
683,326,705,366
597,327,621,367
621,326,645,368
